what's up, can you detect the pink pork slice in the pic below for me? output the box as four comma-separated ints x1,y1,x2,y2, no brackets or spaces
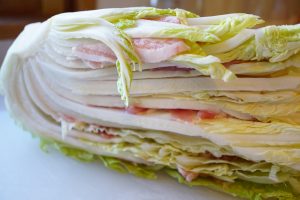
178,167,199,182
72,16,189,65
132,16,189,63
72,43,117,64
133,38,190,63
73,38,189,65
147,16,181,24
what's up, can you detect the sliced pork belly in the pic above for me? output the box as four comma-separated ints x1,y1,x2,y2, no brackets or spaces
73,38,190,65
133,38,190,63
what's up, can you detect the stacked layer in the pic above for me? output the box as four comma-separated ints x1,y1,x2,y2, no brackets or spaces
1,7,300,200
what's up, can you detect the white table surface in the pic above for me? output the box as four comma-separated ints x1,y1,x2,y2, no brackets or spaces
0,95,237,200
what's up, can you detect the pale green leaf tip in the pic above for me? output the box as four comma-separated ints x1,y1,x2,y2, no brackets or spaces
223,70,237,82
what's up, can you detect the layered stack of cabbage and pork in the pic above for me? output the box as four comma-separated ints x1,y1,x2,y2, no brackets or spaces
1,7,300,200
